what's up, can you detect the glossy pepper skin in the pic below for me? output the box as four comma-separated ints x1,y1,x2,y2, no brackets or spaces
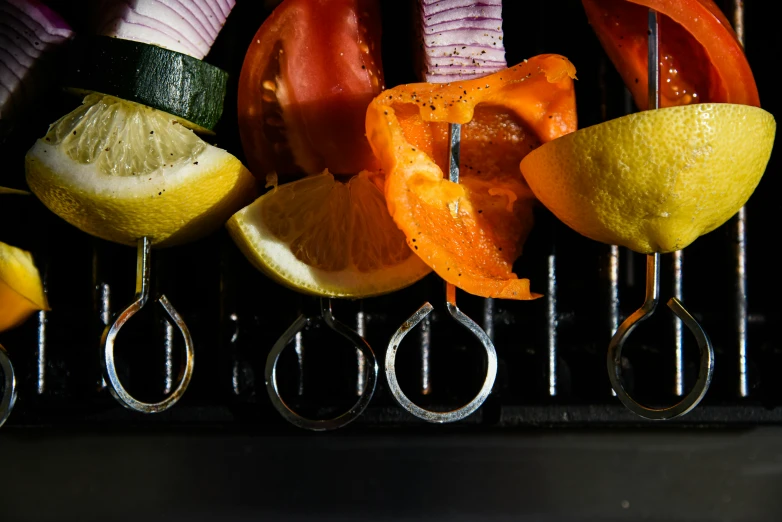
582,0,759,110
366,55,577,299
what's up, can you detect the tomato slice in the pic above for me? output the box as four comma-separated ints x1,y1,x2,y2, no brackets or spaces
367,56,578,299
582,0,759,109
238,0,384,179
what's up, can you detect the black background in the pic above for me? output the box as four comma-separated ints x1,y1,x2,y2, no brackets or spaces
1,0,781,520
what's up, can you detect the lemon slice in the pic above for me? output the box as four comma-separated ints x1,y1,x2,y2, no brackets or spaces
0,242,49,333
227,170,431,298
0,187,29,195
520,103,776,253
25,94,256,247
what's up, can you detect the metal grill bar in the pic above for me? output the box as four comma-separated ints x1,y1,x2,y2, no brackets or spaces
356,307,366,396
609,246,619,397
36,309,46,395
420,314,431,395
483,299,495,342
609,246,620,335
294,331,304,396
163,321,174,395
732,0,749,399
547,255,557,397
673,251,684,396
229,313,241,396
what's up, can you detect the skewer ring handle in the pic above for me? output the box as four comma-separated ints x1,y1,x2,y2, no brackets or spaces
385,302,498,423
265,301,378,431
608,297,714,420
101,295,195,414
0,344,17,428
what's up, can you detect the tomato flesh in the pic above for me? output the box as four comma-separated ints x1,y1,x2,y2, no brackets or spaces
583,0,759,109
238,0,384,179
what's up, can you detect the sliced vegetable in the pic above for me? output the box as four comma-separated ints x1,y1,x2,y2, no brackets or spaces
227,170,430,298
520,104,775,253
238,0,384,179
0,0,72,135
0,241,48,333
93,0,236,60
416,0,506,82
0,186,28,195
65,36,228,132
26,94,256,247
367,55,578,299
230,0,430,298
582,0,759,109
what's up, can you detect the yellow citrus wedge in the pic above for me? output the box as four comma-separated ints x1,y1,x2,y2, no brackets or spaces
0,242,49,333
520,103,776,253
227,170,431,298
25,94,257,247
0,187,29,195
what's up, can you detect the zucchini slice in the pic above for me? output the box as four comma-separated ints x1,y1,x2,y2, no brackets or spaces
65,36,228,132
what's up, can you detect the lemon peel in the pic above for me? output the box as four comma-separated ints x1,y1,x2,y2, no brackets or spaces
0,242,49,333
227,170,430,298
25,94,256,247
520,103,776,253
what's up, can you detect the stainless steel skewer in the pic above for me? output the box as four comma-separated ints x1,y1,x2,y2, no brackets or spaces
385,123,499,423
100,237,195,413
0,343,17,428
606,10,715,420
265,298,378,431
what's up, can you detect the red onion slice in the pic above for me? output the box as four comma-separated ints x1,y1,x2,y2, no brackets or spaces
417,0,506,83
0,0,71,133
423,28,503,48
426,44,505,63
423,18,503,35
424,5,502,26
95,0,236,59
422,0,502,16
165,0,218,40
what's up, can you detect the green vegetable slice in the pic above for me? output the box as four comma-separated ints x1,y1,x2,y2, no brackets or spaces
64,36,228,133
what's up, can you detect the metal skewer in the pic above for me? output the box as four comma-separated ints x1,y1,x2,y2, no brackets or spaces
385,123,499,423
0,343,17,428
100,237,195,413
265,298,378,431
606,10,714,420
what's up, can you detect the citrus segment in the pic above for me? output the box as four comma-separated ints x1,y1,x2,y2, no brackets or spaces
0,187,29,195
25,94,256,247
0,242,49,333
366,55,577,299
227,170,431,298
519,103,776,254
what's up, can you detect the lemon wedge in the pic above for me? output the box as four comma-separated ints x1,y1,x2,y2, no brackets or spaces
0,187,29,195
0,242,48,333
520,103,776,253
25,94,256,247
227,170,431,298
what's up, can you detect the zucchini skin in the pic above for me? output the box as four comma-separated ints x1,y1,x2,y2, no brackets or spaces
65,36,228,132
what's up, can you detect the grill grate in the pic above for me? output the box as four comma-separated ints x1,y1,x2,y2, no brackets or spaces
0,0,779,430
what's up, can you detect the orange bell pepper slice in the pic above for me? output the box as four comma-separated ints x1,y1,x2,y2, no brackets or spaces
366,55,577,299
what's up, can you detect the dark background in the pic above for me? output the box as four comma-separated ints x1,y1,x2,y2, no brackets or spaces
1,0,781,520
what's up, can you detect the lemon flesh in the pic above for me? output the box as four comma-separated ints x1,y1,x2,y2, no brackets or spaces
25,94,256,247
0,242,49,333
520,104,776,253
227,171,431,298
